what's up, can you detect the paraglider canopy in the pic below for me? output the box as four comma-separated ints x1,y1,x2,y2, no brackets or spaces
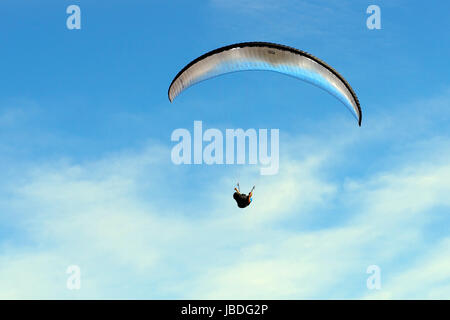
168,42,362,126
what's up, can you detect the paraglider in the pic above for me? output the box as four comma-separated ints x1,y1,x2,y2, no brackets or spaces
168,42,363,208
168,41,362,126
233,183,255,209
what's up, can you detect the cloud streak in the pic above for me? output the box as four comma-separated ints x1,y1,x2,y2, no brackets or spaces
1,90,450,299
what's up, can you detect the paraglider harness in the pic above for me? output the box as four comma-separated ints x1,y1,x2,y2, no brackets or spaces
233,183,255,208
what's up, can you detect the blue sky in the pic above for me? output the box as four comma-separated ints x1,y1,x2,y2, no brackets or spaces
0,0,450,299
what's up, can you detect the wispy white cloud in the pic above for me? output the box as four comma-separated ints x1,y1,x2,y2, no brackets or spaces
0,99,39,127
1,90,450,299
364,237,450,299
208,0,361,40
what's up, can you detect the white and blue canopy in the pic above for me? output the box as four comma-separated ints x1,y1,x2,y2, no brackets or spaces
168,42,362,126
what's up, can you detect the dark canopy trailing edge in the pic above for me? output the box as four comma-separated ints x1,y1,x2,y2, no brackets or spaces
168,42,362,126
